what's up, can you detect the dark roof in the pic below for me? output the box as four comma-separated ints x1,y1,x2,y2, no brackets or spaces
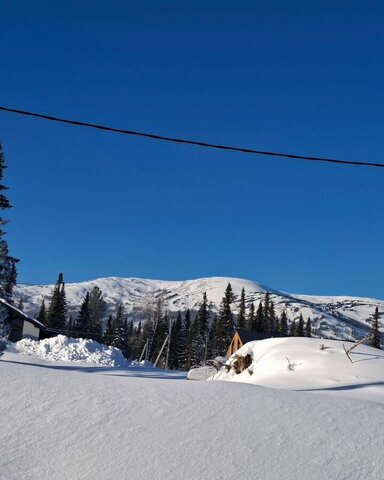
235,329,273,343
0,298,47,331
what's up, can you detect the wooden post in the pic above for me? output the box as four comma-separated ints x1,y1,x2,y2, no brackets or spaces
138,338,148,362
153,335,169,368
342,336,370,364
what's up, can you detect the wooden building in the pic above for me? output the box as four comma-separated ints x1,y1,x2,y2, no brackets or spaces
0,298,48,342
227,329,272,357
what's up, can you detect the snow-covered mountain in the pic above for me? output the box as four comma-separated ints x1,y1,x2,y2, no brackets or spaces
14,276,384,341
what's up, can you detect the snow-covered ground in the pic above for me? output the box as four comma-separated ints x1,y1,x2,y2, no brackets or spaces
14,276,384,342
210,337,384,404
1,337,384,479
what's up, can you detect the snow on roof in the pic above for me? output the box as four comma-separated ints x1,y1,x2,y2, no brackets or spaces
0,298,47,330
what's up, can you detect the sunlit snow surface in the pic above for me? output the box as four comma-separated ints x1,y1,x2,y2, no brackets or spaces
1,337,384,479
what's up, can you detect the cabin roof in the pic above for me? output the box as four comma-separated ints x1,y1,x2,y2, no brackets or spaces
235,329,271,343
0,298,47,331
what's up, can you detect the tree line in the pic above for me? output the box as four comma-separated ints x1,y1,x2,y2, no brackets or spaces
36,275,318,369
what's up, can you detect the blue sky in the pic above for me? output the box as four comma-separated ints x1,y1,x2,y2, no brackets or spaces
1,0,383,298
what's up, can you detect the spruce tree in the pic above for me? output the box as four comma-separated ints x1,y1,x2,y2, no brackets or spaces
169,312,182,370
176,313,188,370
268,300,277,335
37,300,47,324
75,292,91,337
296,314,304,337
0,143,18,305
289,319,297,336
237,287,246,329
247,302,255,330
46,273,67,330
103,315,115,346
88,286,106,341
370,307,381,349
196,292,210,336
279,310,288,336
214,283,235,356
255,301,264,332
305,317,312,337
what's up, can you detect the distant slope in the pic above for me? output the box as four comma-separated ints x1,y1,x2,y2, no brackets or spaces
14,276,384,342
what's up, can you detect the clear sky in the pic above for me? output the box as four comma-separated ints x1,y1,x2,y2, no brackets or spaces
1,0,383,299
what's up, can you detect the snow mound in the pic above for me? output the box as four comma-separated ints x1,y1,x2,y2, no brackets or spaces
15,335,129,367
211,337,384,402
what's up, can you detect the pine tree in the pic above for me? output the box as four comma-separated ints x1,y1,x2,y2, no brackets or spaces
370,307,381,349
103,315,115,346
305,317,312,337
112,301,126,349
296,314,304,337
268,301,277,335
289,319,297,336
46,273,67,330
262,292,270,333
196,292,210,336
176,313,188,370
187,315,205,367
237,287,246,329
37,300,47,324
247,302,255,330
0,143,18,305
184,309,191,334
88,286,106,341
279,310,288,336
213,283,235,356
75,292,90,337
168,312,182,370
255,301,264,332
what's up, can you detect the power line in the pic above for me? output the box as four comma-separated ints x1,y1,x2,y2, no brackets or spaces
1,105,383,169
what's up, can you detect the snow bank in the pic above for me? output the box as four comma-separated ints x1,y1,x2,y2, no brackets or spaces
210,337,384,403
15,335,129,367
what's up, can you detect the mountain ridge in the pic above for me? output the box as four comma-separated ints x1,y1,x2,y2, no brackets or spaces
13,276,384,342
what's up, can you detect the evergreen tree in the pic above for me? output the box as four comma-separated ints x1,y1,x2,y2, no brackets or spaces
255,301,264,332
262,292,270,333
370,307,381,349
296,314,304,337
305,317,312,337
214,283,235,356
247,302,255,330
187,315,205,367
37,300,47,324
184,309,191,334
112,301,127,349
268,300,277,335
88,286,106,341
176,313,188,370
46,273,67,330
0,143,18,305
279,310,288,336
168,312,182,370
75,292,90,337
289,319,297,336
103,315,115,346
237,287,246,329
196,292,210,336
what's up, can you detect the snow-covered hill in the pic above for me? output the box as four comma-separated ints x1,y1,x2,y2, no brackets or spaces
1,337,384,479
211,337,384,404
14,276,384,342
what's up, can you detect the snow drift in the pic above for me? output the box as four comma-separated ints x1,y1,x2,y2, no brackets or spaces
211,337,384,403
14,335,129,367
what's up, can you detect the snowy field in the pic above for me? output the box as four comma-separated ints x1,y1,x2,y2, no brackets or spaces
1,337,384,479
